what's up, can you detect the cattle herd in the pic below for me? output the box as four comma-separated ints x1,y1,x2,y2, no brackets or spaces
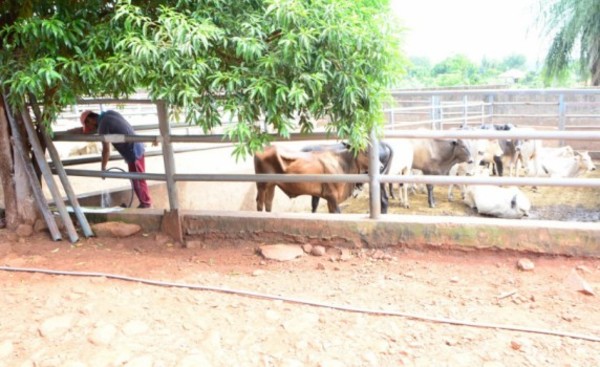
253,123,597,219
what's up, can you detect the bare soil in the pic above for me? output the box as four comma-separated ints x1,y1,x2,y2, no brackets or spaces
1,229,599,367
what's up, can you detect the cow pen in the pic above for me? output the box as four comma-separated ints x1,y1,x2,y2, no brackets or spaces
43,88,600,256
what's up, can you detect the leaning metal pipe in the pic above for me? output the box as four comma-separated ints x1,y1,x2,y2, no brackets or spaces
20,109,78,243
28,94,94,238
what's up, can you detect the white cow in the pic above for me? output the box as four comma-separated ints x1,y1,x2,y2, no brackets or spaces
538,149,597,177
512,128,543,177
385,139,413,208
448,138,503,201
480,124,542,177
464,185,531,219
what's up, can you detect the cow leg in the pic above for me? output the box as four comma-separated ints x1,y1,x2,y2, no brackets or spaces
493,156,503,176
264,184,276,212
380,183,388,214
426,184,436,208
388,183,396,199
255,183,266,211
326,199,341,213
311,196,320,213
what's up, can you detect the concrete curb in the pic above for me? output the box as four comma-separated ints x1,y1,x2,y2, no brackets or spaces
87,209,600,258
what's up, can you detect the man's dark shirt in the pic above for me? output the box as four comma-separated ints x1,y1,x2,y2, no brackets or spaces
98,110,145,164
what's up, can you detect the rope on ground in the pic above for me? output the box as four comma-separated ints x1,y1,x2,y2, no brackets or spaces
1,265,598,343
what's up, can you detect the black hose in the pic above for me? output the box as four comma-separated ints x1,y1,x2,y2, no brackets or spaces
105,167,134,208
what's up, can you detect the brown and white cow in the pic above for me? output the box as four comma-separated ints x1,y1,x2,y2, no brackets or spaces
254,145,384,213
301,141,392,213
413,138,473,208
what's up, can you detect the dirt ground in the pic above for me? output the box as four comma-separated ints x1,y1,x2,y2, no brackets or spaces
1,228,599,367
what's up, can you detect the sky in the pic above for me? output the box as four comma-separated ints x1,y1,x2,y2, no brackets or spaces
390,0,547,68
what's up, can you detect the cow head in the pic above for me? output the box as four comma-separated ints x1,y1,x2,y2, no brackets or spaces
510,190,531,218
355,149,371,173
575,151,597,172
452,139,473,165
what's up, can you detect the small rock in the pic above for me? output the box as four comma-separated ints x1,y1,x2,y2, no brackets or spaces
252,269,266,277
259,244,304,261
326,247,342,261
311,245,326,257
122,320,149,336
316,263,326,270
88,324,117,346
0,340,14,358
510,340,522,350
575,265,592,274
92,222,141,237
450,276,460,283
39,314,75,338
516,258,535,271
565,269,595,296
302,244,313,253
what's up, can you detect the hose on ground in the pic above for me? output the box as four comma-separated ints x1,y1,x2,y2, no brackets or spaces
0,265,598,343
104,167,134,208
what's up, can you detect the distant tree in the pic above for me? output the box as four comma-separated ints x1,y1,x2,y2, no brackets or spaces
0,0,404,227
538,0,600,85
500,54,527,71
431,55,480,86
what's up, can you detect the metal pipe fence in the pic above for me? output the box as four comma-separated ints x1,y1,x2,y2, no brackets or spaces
51,89,600,219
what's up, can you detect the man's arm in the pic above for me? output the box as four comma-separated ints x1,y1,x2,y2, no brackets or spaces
66,127,84,133
101,142,110,171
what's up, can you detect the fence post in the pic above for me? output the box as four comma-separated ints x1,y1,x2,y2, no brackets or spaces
462,95,468,127
486,94,494,124
157,101,179,210
431,95,441,130
558,93,566,146
368,129,381,219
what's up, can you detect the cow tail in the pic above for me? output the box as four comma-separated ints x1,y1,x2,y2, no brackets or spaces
382,144,393,174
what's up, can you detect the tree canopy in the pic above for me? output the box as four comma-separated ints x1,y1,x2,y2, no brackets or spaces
538,0,600,86
0,0,404,157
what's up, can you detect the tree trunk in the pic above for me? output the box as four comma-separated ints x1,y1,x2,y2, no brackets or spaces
0,93,40,227
0,94,18,229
